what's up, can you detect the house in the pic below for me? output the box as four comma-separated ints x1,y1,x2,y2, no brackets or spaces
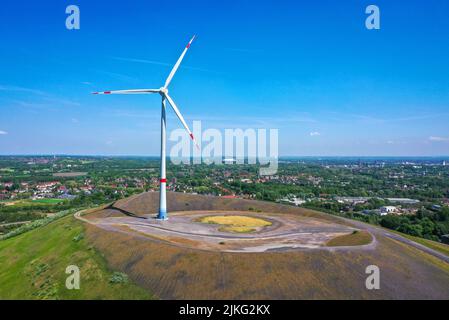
386,198,420,204
79,186,92,194
335,196,370,205
280,197,306,206
36,181,58,190
223,158,236,164
380,206,397,215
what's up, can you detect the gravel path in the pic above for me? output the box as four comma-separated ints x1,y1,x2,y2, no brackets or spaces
74,208,448,262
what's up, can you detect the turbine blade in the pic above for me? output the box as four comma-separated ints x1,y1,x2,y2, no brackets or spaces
92,89,159,95
165,94,200,149
164,35,196,88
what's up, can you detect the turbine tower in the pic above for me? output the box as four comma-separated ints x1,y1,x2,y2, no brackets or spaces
93,36,199,220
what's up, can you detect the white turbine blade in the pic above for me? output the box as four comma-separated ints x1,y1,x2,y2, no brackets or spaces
92,89,159,95
164,35,196,88
165,94,200,149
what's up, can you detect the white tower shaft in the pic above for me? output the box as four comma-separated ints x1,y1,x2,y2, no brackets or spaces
158,98,167,219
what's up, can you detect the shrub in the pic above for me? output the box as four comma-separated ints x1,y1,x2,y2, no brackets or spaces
109,272,128,284
72,233,84,242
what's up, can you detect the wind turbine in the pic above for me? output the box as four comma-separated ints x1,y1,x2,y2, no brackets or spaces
93,35,199,220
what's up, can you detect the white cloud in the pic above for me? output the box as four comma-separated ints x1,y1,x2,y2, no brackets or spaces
42,97,80,107
0,130,8,135
1,85,79,108
429,136,449,142
0,85,45,95
310,131,320,136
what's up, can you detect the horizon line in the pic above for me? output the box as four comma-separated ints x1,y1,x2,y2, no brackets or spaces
0,154,448,158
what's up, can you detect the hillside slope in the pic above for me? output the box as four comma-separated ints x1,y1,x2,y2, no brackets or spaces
85,192,449,299
0,215,152,300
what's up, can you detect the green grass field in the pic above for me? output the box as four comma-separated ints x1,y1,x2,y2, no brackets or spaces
1,199,63,207
53,172,87,177
387,229,449,257
0,215,152,300
30,198,64,204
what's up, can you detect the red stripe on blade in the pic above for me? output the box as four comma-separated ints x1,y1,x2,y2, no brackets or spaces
160,179,167,183
190,133,194,140
104,91,111,94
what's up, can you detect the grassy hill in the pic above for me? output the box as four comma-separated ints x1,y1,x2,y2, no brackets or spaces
85,192,449,299
387,229,449,257
0,215,152,300
1,191,449,300
326,230,373,247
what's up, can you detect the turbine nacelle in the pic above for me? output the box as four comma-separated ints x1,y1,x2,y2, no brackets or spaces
159,87,169,96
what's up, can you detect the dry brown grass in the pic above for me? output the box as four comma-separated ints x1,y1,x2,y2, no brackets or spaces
86,223,449,299
104,192,353,225
83,192,449,299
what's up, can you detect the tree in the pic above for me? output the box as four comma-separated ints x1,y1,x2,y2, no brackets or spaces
398,223,423,237
380,215,403,230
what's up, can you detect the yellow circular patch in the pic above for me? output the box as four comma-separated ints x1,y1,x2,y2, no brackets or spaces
198,215,272,233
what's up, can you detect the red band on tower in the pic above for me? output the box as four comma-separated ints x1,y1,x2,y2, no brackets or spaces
160,178,167,183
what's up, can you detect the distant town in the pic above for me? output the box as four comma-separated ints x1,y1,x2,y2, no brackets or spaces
1,155,448,243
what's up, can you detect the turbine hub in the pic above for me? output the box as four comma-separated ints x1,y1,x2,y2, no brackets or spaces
159,87,168,95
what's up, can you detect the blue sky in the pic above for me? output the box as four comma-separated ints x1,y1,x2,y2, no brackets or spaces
0,0,448,156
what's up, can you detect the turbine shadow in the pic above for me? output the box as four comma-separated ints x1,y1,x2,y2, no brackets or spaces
106,203,147,220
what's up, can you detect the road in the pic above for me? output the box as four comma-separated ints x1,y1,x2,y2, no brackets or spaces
338,216,449,264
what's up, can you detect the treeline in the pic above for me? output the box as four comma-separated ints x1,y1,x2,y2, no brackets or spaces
0,188,143,224
379,207,449,241
304,201,449,242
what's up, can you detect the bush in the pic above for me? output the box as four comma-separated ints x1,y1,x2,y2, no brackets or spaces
380,215,404,230
72,233,84,242
109,272,128,284
398,223,423,237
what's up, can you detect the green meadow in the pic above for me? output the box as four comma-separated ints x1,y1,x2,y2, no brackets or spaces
0,215,152,300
